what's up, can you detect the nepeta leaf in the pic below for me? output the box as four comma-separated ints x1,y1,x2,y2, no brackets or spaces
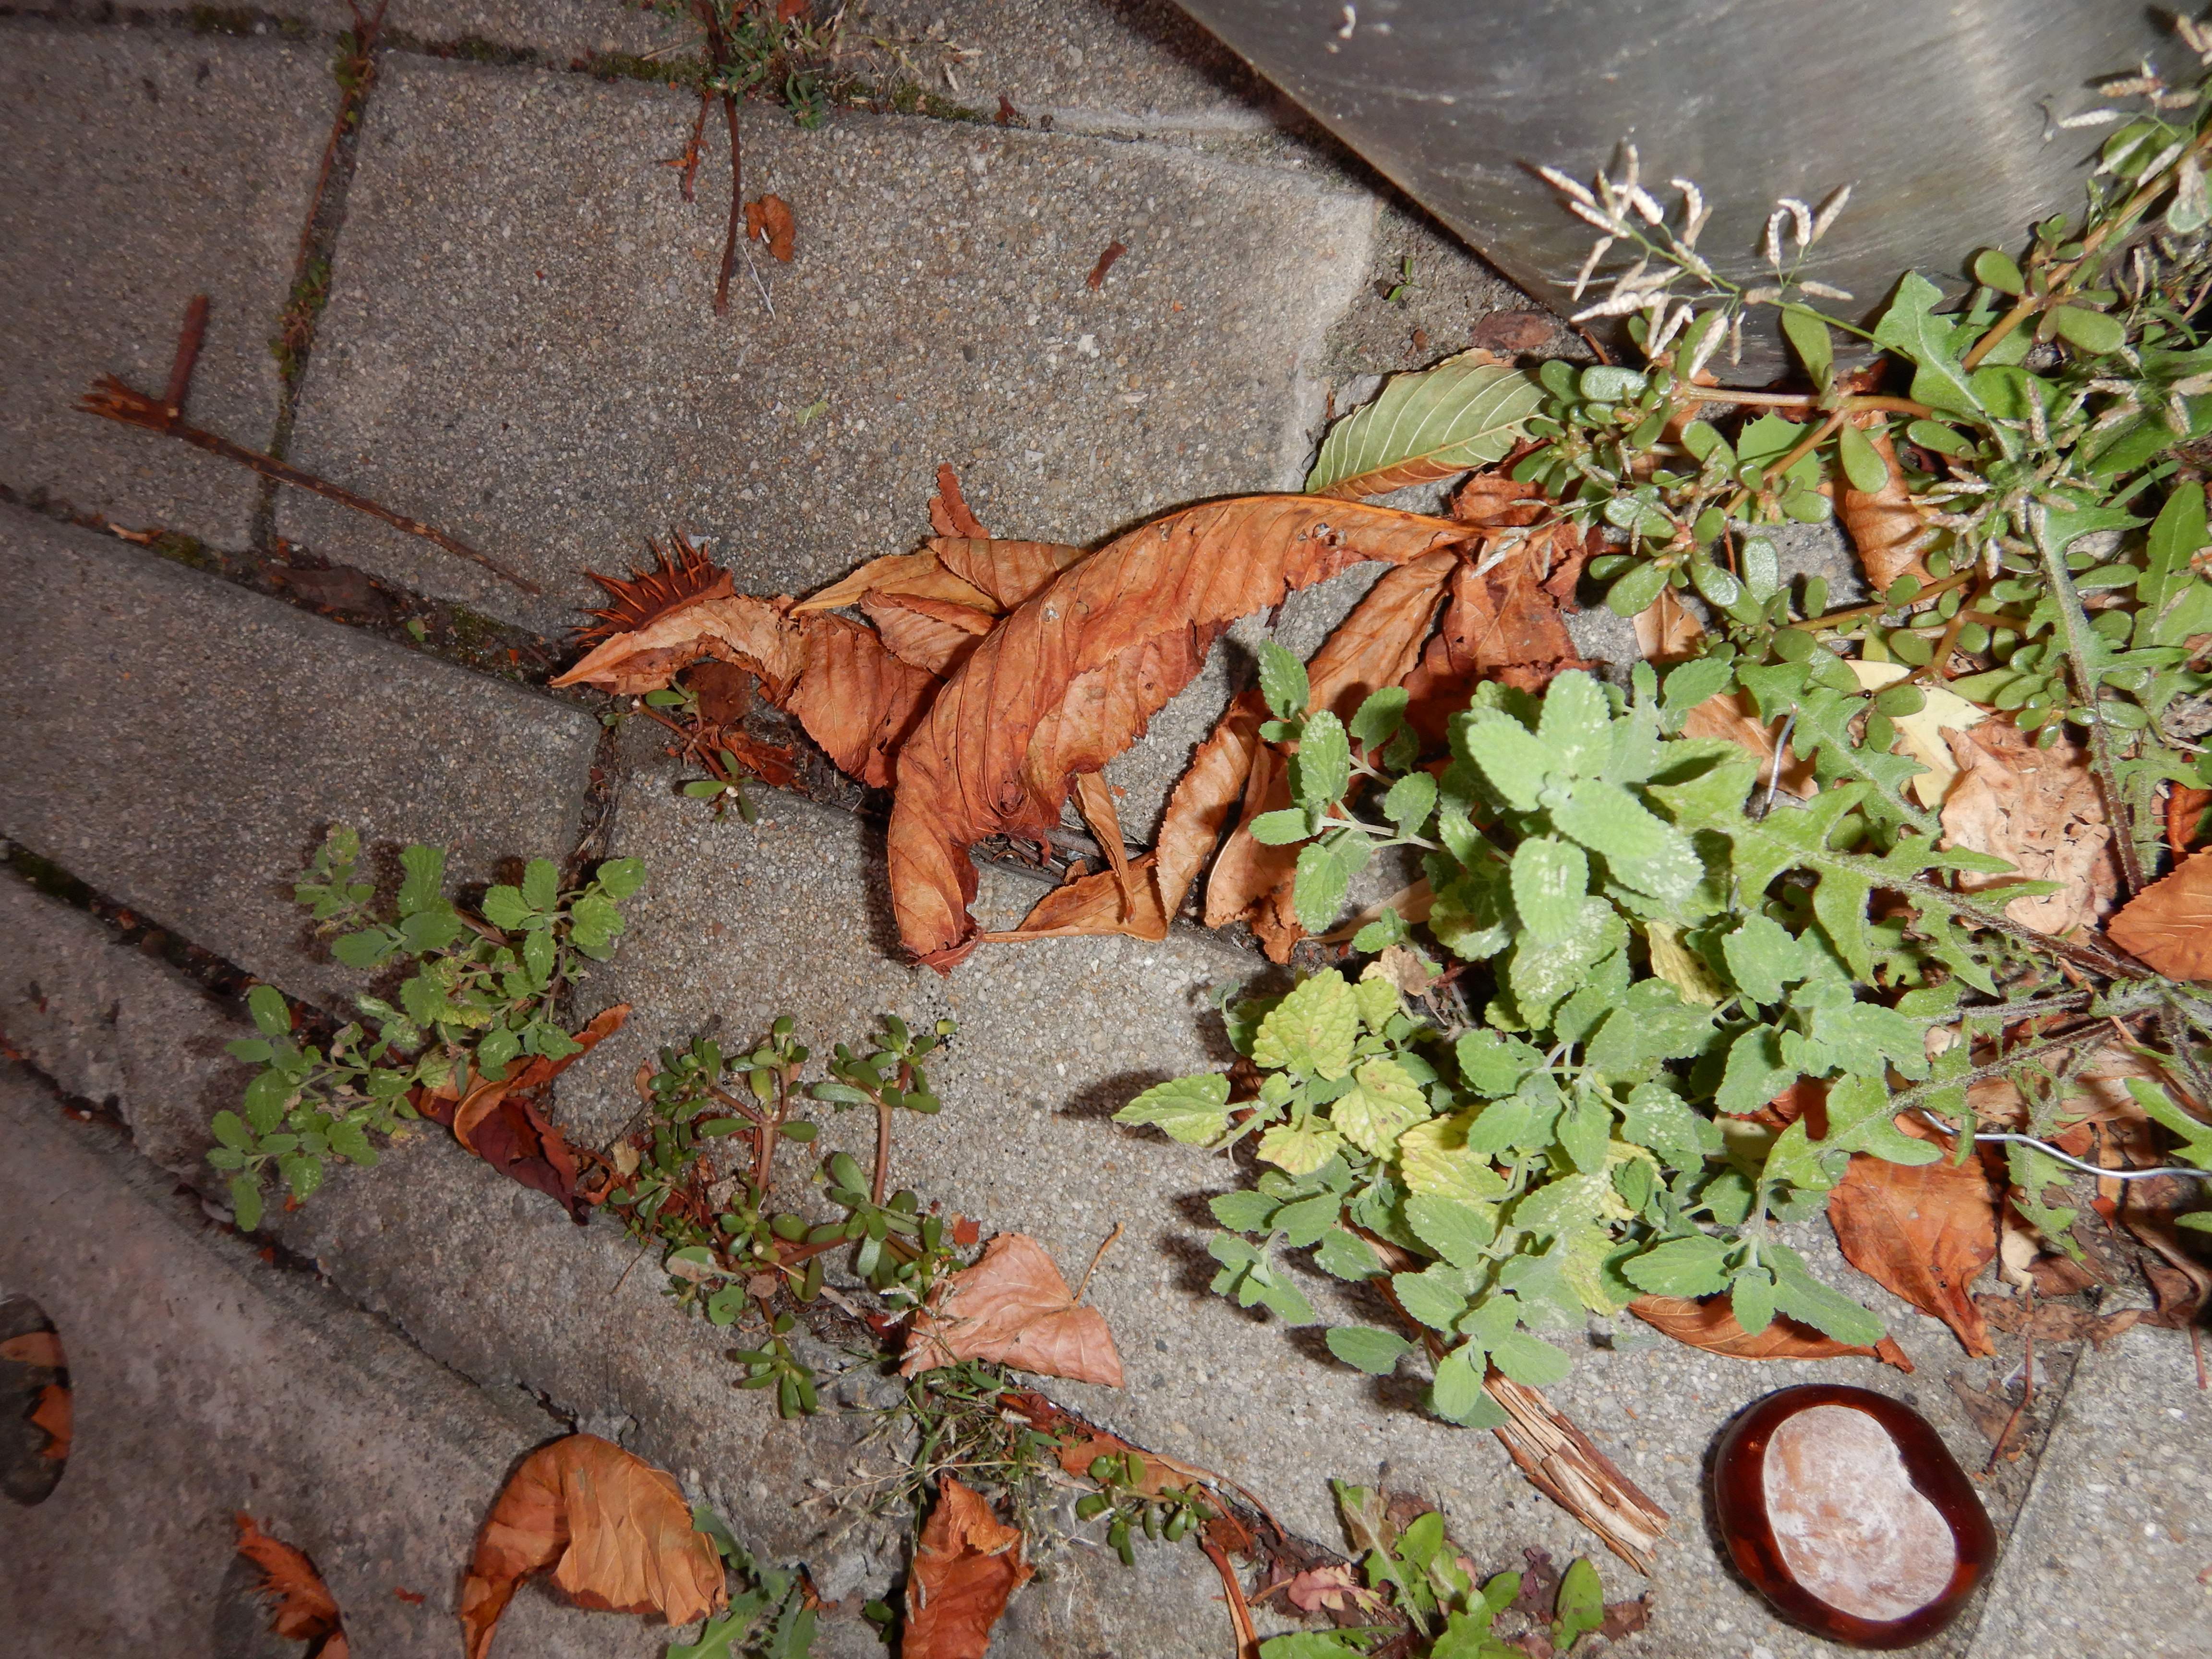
1619,1082,1709,1166
593,856,646,900
1396,1263,1477,1331
1332,1059,1433,1157
1382,770,1438,832
1115,1073,1233,1143
1327,1326,1414,1374
1768,1264,1887,1346
1253,970,1358,1080
1715,1025,1792,1116
1258,1119,1346,1175
1622,1234,1732,1298
1273,1192,1345,1249
1429,1344,1501,1426
1511,837,1588,943
1490,1330,1571,1388
1535,671,1612,777
1249,808,1313,845
332,930,395,970
1455,1029,1538,1096
1257,640,1310,719
2135,482,2212,649
1555,1091,1611,1176
1455,714,1551,811
1292,841,1351,933
229,1176,264,1233
1730,1268,1778,1335
1550,777,1701,903
1293,710,1351,810
1397,1113,1512,1205
1349,685,1409,750
1405,1193,1497,1268
1314,1226,1383,1280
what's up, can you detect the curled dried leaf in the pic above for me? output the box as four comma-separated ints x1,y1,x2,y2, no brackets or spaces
885,496,1472,966
1939,721,2117,936
236,1513,349,1659
904,1477,1033,1659
902,1232,1124,1386
1827,1130,2000,1357
1838,417,1932,590
460,1434,725,1659
1628,1295,1914,1370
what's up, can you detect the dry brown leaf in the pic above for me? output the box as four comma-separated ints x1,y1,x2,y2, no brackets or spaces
1939,721,2118,936
2108,845,2212,979
929,536,1090,608
1847,660,1986,808
1839,417,1932,589
460,1434,725,1659
985,852,1173,944
237,1513,349,1659
901,1232,1124,1385
1677,689,1818,798
903,1477,1033,1659
1631,587,1705,665
1827,1130,1999,1356
1628,1294,1914,1370
0,1331,65,1368
1054,1431,1202,1498
29,1381,70,1462
930,463,992,538
1975,1293,2143,1347
414,1004,628,1222
1269,1563,1387,1616
794,552,998,617
743,193,796,262
555,594,938,790
884,495,1472,966
2094,1172,2212,1327
861,591,997,677
1208,548,1461,939
2169,782,2212,855
1400,536,1587,747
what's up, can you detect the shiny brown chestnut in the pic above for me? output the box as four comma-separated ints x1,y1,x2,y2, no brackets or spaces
1711,1384,1997,1648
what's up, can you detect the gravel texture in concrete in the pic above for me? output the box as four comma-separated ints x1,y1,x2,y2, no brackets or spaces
0,877,251,1179
0,507,601,1006
854,0,1274,131
0,1064,675,1659
0,26,337,546
278,55,1372,635
1964,1326,2212,1658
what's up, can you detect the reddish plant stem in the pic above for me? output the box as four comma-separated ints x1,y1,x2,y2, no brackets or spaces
693,0,744,315
164,294,209,420
80,376,542,594
872,1060,910,1206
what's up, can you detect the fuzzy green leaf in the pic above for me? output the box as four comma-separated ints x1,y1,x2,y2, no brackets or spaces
1115,1073,1233,1143
1327,1326,1415,1374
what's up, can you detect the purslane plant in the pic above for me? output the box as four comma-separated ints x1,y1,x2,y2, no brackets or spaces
1118,665,2212,1423
208,828,642,1230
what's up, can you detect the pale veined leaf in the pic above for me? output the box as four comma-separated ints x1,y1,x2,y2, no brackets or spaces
1306,352,1544,499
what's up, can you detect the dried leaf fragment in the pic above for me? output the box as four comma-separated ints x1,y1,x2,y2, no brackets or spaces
903,1477,1033,1659
1827,1136,1999,1356
1838,417,1931,589
237,1513,349,1659
902,1232,1124,1385
29,1381,71,1461
1939,721,2117,936
2108,845,2212,978
743,193,796,261
0,1331,65,1369
929,464,991,538
1628,1295,1914,1370
460,1434,725,1659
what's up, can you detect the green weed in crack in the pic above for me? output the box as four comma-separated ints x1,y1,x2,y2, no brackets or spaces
207,826,641,1229
596,1012,962,1417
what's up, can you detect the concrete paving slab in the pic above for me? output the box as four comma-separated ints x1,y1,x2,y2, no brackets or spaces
277,54,1372,636
379,0,679,60
0,26,339,546
0,505,601,1008
548,773,2065,1655
1964,1325,2212,1659
853,0,1275,132
0,876,250,1180
0,1063,674,1659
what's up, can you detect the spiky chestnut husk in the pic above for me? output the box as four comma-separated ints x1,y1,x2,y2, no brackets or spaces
577,531,733,642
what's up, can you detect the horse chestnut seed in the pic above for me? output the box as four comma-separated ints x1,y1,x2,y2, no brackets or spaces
1711,1384,1997,1648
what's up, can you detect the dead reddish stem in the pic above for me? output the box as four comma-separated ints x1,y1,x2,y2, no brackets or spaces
164,294,209,420
1199,1538,1262,1659
694,1,743,315
80,375,541,595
